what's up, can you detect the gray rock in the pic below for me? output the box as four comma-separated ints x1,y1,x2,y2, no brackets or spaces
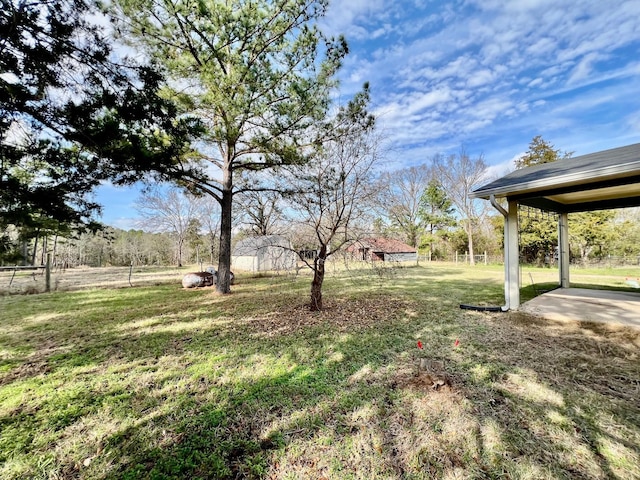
182,272,215,288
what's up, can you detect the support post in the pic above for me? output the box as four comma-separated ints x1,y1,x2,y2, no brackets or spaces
506,200,520,308
558,212,570,288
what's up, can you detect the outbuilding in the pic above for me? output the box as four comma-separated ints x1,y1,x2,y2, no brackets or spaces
231,235,296,272
348,238,417,263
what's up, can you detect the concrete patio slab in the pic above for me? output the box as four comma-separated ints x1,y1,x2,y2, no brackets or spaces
518,288,640,328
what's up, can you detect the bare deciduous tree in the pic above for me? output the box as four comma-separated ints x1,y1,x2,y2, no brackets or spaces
199,200,221,265
286,124,380,310
134,187,202,267
377,164,434,247
434,149,489,265
235,190,285,236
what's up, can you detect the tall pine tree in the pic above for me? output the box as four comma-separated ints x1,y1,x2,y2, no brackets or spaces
110,0,362,293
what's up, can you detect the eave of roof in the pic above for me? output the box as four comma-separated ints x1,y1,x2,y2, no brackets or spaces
352,238,417,253
471,143,640,213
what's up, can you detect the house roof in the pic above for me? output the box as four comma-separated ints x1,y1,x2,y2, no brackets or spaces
471,143,640,213
353,238,417,254
232,235,291,256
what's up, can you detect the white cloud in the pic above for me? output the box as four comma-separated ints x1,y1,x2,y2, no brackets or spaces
567,53,602,85
526,37,556,57
467,69,495,88
320,0,393,40
331,0,639,161
483,155,518,182
527,78,543,88
409,88,454,112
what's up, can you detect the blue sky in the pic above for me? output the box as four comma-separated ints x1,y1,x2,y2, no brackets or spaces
95,0,640,228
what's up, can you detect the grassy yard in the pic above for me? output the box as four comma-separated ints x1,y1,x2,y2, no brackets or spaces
1,263,639,479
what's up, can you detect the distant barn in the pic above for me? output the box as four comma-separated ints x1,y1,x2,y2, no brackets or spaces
347,238,417,263
231,235,296,272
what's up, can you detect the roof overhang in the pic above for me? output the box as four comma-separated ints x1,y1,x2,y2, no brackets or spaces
471,143,640,213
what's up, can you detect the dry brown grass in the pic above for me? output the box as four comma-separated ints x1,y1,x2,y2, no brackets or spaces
1,264,639,479
0,265,189,294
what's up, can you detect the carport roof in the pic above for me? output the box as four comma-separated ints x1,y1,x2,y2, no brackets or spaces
471,143,640,213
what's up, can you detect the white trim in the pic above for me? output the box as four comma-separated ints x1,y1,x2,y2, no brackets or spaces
506,200,520,309
472,161,640,199
558,213,570,288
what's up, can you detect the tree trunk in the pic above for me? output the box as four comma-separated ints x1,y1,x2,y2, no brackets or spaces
217,165,233,294
41,236,47,265
21,239,28,265
310,245,327,311
580,245,592,266
52,234,58,266
466,220,475,265
176,237,183,267
31,233,39,265
408,228,417,248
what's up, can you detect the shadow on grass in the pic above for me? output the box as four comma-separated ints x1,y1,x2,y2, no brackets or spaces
105,313,639,478
1,271,639,479
458,310,639,478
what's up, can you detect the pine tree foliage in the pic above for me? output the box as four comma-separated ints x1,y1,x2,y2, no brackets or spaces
0,0,200,263
110,0,356,292
515,135,572,169
418,179,457,255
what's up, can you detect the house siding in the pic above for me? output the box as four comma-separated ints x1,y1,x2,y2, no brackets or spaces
232,255,257,272
385,252,418,263
346,238,417,263
231,236,296,272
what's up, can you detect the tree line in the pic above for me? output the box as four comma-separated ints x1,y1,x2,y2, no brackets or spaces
2,0,639,308
10,136,640,274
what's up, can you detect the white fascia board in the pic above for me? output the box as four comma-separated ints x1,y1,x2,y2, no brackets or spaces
471,161,640,199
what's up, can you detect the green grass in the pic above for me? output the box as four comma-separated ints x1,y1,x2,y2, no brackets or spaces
1,263,639,479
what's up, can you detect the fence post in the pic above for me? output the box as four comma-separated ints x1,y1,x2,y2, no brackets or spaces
45,254,51,292
484,251,487,265
455,252,458,264
9,265,17,287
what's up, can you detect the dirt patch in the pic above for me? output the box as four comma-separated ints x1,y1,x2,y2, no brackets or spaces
391,360,456,394
0,343,62,386
0,359,52,387
244,296,417,337
398,372,453,392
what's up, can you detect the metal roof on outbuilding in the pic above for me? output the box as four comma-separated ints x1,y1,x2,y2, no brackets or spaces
471,143,640,213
